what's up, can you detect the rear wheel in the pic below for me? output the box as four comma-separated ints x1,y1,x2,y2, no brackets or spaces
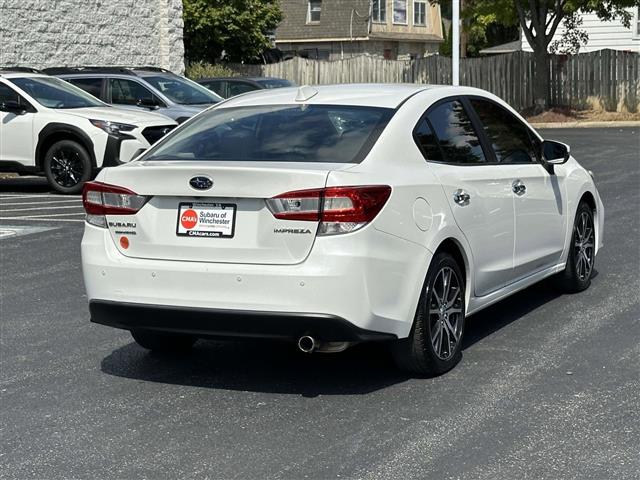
556,202,595,293
131,330,197,353
392,252,466,376
43,139,92,194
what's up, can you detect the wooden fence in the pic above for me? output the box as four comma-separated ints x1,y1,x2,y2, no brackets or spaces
226,49,639,112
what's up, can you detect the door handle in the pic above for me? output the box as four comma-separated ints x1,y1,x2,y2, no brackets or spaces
453,189,470,206
512,180,526,196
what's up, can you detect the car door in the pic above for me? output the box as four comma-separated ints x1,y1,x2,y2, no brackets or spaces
416,98,516,297
468,97,566,280
0,81,35,165
108,77,164,112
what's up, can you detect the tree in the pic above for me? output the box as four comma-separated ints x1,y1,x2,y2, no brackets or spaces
183,0,283,64
461,0,640,111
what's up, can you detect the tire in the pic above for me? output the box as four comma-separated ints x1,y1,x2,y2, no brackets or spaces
43,139,92,194
131,330,197,353
556,202,596,293
392,252,466,376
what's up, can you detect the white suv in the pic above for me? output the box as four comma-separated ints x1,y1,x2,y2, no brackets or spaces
0,70,177,193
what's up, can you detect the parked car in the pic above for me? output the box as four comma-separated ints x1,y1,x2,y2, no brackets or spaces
44,66,223,123
82,84,604,375
0,69,177,193
197,76,294,99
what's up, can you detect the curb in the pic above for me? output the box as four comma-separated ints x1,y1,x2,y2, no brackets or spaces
530,121,640,129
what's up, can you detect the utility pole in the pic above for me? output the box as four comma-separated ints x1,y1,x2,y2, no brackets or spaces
452,0,460,85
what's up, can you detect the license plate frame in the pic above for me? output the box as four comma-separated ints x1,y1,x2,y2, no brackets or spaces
176,202,237,238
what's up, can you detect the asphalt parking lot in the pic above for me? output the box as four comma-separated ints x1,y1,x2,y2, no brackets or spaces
1,127,639,479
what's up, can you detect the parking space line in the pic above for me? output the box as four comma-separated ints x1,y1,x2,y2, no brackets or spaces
0,194,81,199
0,205,85,212
0,212,84,218
0,217,84,223
0,200,82,206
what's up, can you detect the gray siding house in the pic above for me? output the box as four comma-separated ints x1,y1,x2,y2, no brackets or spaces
275,0,443,60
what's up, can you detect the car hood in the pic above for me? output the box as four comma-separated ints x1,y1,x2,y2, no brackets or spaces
61,106,176,126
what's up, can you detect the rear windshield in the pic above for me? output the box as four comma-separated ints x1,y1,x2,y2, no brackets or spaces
144,104,394,163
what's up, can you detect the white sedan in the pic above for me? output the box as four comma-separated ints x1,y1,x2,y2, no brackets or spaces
81,84,604,375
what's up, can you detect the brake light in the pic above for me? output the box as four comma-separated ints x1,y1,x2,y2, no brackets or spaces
82,181,149,228
266,185,391,235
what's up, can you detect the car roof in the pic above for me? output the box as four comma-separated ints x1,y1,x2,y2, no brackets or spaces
198,77,289,82
42,66,175,77
0,71,51,79
219,83,449,109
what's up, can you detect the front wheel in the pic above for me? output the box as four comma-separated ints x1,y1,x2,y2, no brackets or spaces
556,202,596,293
392,252,466,376
43,139,92,194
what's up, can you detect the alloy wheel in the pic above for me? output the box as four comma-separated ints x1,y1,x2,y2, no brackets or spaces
50,147,84,188
428,266,463,360
574,210,595,281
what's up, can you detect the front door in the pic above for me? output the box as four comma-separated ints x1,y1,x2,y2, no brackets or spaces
0,82,35,165
467,97,566,281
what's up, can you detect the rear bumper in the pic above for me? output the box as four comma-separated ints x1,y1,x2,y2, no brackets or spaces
90,300,395,342
82,223,432,339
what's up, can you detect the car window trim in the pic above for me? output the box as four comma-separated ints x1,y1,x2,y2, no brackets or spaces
464,95,543,165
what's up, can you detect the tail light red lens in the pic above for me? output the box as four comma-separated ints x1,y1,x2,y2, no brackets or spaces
82,182,148,227
266,185,391,235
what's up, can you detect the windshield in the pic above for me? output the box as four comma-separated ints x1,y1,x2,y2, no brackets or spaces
256,79,294,89
144,104,394,164
142,75,222,105
10,76,104,109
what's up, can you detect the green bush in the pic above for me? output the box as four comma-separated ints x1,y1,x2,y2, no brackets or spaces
185,62,238,80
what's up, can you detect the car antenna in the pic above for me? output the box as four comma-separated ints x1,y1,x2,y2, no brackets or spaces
295,85,318,102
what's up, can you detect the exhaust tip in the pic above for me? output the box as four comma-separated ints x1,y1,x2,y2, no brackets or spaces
298,335,316,353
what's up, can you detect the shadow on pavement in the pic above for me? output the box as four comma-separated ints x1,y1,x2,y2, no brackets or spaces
101,275,583,395
0,176,53,193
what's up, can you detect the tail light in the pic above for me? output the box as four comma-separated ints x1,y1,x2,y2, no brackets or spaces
266,185,391,235
82,181,149,228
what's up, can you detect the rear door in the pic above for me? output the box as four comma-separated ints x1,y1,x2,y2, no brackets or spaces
416,98,515,297
65,77,105,102
468,97,566,279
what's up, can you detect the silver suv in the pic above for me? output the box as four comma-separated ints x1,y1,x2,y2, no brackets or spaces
44,67,223,124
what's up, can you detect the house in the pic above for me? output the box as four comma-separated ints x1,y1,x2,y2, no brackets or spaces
481,8,640,54
275,0,443,60
0,0,185,73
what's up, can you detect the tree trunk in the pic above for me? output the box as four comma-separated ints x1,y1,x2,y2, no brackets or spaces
533,44,550,113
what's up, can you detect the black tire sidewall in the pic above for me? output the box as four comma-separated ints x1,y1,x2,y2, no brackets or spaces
564,202,594,291
43,140,92,194
420,253,466,373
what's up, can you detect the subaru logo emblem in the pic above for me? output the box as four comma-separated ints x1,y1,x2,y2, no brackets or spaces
189,176,213,190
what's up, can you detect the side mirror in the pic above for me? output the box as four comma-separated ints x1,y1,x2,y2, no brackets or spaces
137,98,160,110
0,100,27,115
542,140,570,165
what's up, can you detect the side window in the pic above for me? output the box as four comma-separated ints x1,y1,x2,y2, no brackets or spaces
414,118,442,161
227,81,258,97
426,99,486,164
0,83,20,104
67,78,103,99
0,83,32,111
109,78,158,106
470,98,539,164
202,80,225,97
